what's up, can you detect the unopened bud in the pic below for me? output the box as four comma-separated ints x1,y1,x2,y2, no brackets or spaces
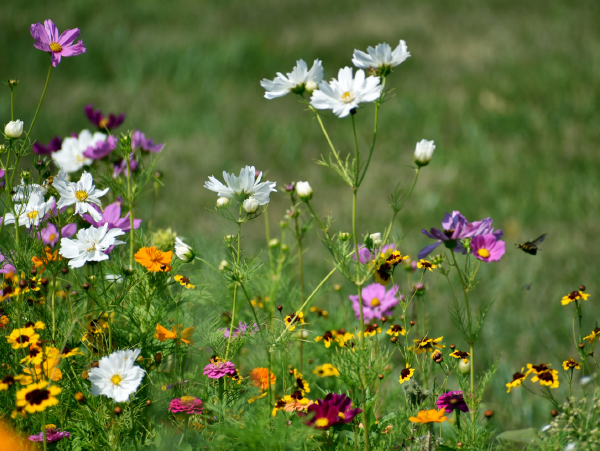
146,400,152,406
450,344,456,350
378,374,384,380
578,342,585,349
484,410,494,418
390,336,397,343
458,360,470,375
4,120,24,139
277,305,283,312
285,183,295,192
551,409,559,417
333,284,342,292
369,232,382,248
82,283,90,290
432,351,443,363
123,265,134,276
61,267,69,274
216,197,230,208
114,406,123,416
218,260,229,271
19,280,27,289
30,268,37,275
269,238,280,248
339,232,351,241
307,359,313,364
580,285,586,291
243,196,259,213
409,321,415,326
381,316,386,323
154,352,162,364
414,139,436,167
295,181,313,201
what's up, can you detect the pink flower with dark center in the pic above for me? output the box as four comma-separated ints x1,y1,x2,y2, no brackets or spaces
29,426,71,442
168,396,203,415
436,391,469,413
30,20,86,67
85,105,125,130
203,361,236,379
471,233,505,263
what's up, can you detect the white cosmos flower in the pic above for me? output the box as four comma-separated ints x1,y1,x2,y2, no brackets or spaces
55,171,109,222
204,166,276,205
59,223,125,268
88,348,145,402
12,180,47,203
414,139,436,167
52,129,107,173
260,59,323,99
175,237,195,263
352,40,410,73
4,192,54,229
310,67,383,118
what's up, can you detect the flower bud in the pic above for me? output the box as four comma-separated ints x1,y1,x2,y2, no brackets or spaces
294,330,309,339
277,305,283,312
551,409,559,417
432,351,443,363
414,139,435,167
295,181,313,201
243,196,259,213
484,410,494,418
4,120,24,138
580,285,586,291
369,233,382,248
224,235,236,244
409,320,415,326
123,265,134,276
305,80,318,93
281,244,289,252
390,336,397,343
458,360,470,375
279,220,288,229
216,197,230,208
20,170,31,180
285,183,295,192
269,238,280,248
339,232,351,242
7,79,19,87
218,260,229,271
175,237,195,263
114,406,123,416
333,284,342,292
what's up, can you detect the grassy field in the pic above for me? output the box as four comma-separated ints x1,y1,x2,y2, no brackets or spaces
2,0,600,435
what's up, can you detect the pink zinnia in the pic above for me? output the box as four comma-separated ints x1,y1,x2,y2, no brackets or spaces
203,361,236,379
349,283,402,323
29,427,71,443
471,233,505,263
168,396,203,415
30,20,86,67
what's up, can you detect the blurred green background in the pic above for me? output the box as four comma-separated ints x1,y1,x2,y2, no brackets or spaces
2,0,600,434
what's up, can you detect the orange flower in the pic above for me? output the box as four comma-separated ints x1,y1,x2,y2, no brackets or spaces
31,247,62,274
409,408,447,424
250,367,276,390
154,323,195,345
134,247,173,272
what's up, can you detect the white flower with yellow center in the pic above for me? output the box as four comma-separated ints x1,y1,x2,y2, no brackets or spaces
55,171,109,222
3,192,54,229
59,223,125,268
204,165,276,205
260,59,323,99
352,40,410,75
310,67,383,118
88,349,145,402
12,180,47,203
52,129,106,173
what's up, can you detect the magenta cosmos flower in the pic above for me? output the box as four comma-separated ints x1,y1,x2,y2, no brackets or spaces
437,391,469,413
203,360,236,379
471,233,505,262
0,253,16,274
132,130,164,153
113,154,138,178
349,283,401,323
30,20,86,67
305,393,361,429
29,426,71,442
168,396,203,415
39,223,77,247
85,104,125,130
83,135,118,159
81,201,142,232
33,136,62,155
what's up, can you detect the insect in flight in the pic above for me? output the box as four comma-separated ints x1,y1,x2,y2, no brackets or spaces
517,234,547,255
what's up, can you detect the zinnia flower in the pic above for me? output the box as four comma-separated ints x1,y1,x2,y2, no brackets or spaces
85,104,125,130
436,391,469,413
310,67,383,118
59,224,125,268
471,233,505,262
154,323,195,345
29,425,71,443
305,393,361,429
88,349,145,402
352,40,410,75
204,165,276,206
54,171,109,221
135,247,173,272
203,359,236,379
30,19,85,67
33,136,62,155
16,381,61,413
349,283,400,323
409,408,447,424
168,396,203,414
250,367,276,390
131,130,164,153
261,59,323,99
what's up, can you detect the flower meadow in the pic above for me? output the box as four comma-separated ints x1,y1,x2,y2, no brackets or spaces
0,19,597,451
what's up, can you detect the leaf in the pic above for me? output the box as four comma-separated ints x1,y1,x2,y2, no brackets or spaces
496,428,539,444
439,446,459,451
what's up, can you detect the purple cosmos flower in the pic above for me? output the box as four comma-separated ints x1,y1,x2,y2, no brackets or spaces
83,135,118,159
220,321,259,339
437,391,469,413
471,233,505,262
29,427,71,442
113,154,138,178
203,360,236,379
305,393,361,429
168,396,203,415
85,104,125,130
354,243,396,264
349,283,401,323
0,253,16,274
33,136,62,155
81,202,141,232
39,223,77,247
132,130,164,153
30,20,86,67
322,393,361,423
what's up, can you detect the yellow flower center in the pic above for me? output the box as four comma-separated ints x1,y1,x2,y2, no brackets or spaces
99,118,109,129
315,418,330,428
181,396,195,403
45,424,57,430
341,91,355,103
370,297,381,307
477,249,490,258
75,190,89,201
338,412,346,420
26,211,39,219
110,374,123,386
49,42,62,52
49,233,57,241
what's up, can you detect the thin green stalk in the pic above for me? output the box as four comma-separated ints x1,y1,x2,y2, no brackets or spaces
293,213,306,373
225,216,242,360
357,96,382,187
310,107,348,177
51,274,56,341
10,86,14,121
218,377,224,423
265,206,274,273
126,156,135,267
42,411,47,451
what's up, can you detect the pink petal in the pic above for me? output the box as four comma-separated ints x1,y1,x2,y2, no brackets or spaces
30,23,49,45
59,41,86,57
44,19,59,43
33,42,51,52
58,28,80,46
51,52,62,67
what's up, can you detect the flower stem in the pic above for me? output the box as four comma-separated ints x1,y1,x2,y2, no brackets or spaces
51,273,56,341
42,410,47,451
225,216,242,360
293,211,306,373
126,156,135,268
10,86,14,121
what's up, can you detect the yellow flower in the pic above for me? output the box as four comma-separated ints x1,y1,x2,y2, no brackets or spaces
416,259,437,272
0,375,17,391
331,329,355,347
584,327,600,343
251,296,268,309
526,363,551,375
410,336,445,354
309,306,329,319
562,358,580,371
16,380,61,413
399,364,415,384
134,247,173,272
314,331,336,348
284,311,305,331
561,290,590,306
154,323,195,345
531,369,559,389
409,408,447,424
386,325,406,337
174,275,195,289
272,391,314,417
5,327,39,349
361,324,382,338
369,250,408,286
313,364,340,377
293,369,310,394
60,346,83,359
449,350,470,364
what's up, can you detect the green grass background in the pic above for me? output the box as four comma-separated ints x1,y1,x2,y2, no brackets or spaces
2,0,600,435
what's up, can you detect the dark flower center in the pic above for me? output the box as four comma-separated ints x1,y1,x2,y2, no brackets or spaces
2,375,15,385
569,291,580,299
16,335,30,344
291,390,303,400
323,331,334,340
391,325,402,332
512,372,525,381
25,388,50,406
181,277,191,284
532,364,549,372
443,229,454,238
29,348,41,358
400,368,411,378
538,371,554,382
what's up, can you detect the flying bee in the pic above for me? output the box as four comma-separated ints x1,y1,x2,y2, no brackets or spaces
517,234,547,255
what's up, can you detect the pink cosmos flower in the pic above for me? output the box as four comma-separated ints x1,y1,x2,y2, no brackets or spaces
39,223,78,247
83,135,118,159
349,283,401,323
168,396,203,415
30,20,86,67
81,201,141,232
113,154,138,178
471,233,505,262
132,130,164,153
85,104,125,130
203,361,236,379
0,253,16,274
33,136,62,155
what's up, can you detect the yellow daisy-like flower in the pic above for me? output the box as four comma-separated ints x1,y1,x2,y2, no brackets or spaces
20,344,48,365
561,290,590,306
331,329,355,347
409,408,447,424
370,250,408,286
416,259,437,272
562,358,580,371
449,350,470,364
410,336,445,354
361,324,382,338
531,369,559,389
293,369,310,394
313,364,340,377
526,363,551,375
272,391,314,417
314,331,336,348
505,369,528,393
284,311,305,331
60,346,83,359
174,275,195,289
309,306,329,319
399,364,415,384
386,324,406,337
16,380,61,413
0,375,16,391
584,327,600,344
5,327,39,349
